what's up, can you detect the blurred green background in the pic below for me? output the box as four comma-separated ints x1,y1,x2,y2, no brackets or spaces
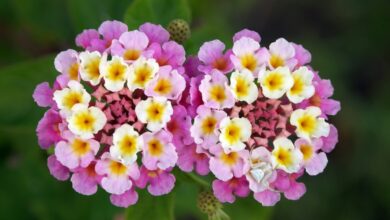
0,0,389,219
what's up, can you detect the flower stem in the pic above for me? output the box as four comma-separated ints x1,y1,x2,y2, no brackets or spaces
184,172,210,189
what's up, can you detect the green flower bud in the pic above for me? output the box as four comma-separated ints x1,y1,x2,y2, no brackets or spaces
198,191,230,220
167,19,190,44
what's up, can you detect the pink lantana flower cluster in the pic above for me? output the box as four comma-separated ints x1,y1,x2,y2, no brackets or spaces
33,20,190,207
188,29,340,206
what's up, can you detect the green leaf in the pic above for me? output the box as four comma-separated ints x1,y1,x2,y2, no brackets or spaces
124,0,191,29
125,190,175,220
0,55,57,126
66,0,132,33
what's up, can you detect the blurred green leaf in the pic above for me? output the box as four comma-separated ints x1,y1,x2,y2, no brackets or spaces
66,0,132,33
125,190,175,220
0,55,57,126
124,0,191,29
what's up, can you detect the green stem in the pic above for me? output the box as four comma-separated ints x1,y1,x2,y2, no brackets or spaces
184,172,210,189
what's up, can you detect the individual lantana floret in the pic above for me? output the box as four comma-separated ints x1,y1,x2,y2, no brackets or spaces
127,57,159,91
79,51,103,85
268,38,297,70
271,137,303,173
287,66,315,103
290,106,330,140
259,66,294,99
100,55,129,92
135,97,173,132
219,117,252,152
53,80,91,114
111,30,149,62
145,66,186,100
198,40,233,74
295,138,328,175
110,124,142,165
54,49,80,81
229,69,258,103
199,71,235,109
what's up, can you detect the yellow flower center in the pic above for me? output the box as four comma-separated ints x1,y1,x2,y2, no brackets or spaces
201,116,217,135
273,147,293,167
123,49,140,61
73,111,96,132
153,78,172,95
300,144,314,161
84,57,100,80
63,91,83,110
223,123,241,144
107,61,127,81
146,101,166,122
297,114,316,134
269,55,284,68
68,63,79,80
240,54,257,71
233,77,249,98
264,72,284,91
133,64,153,87
119,135,138,156
209,85,227,103
290,75,304,95
71,138,90,156
147,138,164,156
109,161,127,175
221,152,239,166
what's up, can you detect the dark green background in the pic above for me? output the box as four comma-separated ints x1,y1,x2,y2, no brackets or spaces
0,0,389,219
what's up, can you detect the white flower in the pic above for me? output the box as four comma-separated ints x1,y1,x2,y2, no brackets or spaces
229,69,258,104
79,51,102,86
127,57,159,91
271,137,303,173
100,55,129,92
246,147,275,192
290,107,330,140
110,124,142,165
287,66,315,103
259,66,293,99
53,80,91,115
135,97,173,132
67,104,107,139
219,117,252,152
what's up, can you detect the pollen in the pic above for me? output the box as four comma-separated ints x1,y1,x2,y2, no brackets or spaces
148,138,164,156
119,135,138,156
223,123,241,144
109,161,127,175
123,49,140,61
240,54,257,71
71,138,90,156
146,101,166,122
73,111,96,132
264,72,284,91
107,61,127,81
63,91,83,110
273,148,293,166
209,85,227,103
269,55,284,68
220,152,239,166
133,64,153,87
297,114,316,134
201,116,217,135
153,78,173,95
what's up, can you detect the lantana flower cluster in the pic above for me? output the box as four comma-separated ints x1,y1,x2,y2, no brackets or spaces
187,29,340,206
33,20,340,208
33,20,190,207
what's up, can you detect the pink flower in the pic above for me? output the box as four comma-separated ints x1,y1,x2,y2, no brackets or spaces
166,105,193,149
54,49,79,81
95,152,140,195
145,66,186,100
141,130,178,170
321,124,338,153
295,138,328,176
183,56,203,78
253,190,281,206
111,30,149,61
212,177,250,203
177,143,210,175
209,145,250,181
55,131,100,169
198,40,233,74
199,71,234,109
298,73,341,117
33,82,53,108
139,22,170,44
135,166,176,196
148,41,185,69
268,38,297,70
47,155,70,181
71,162,102,195
292,43,311,68
233,29,261,42
36,109,64,149
230,37,269,73
271,170,306,201
190,105,227,145
188,75,204,116
110,187,138,208
76,20,128,52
